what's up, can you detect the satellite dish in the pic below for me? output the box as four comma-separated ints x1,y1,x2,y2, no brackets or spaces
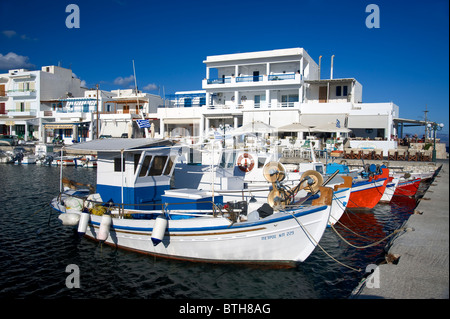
300,170,324,194
263,161,286,183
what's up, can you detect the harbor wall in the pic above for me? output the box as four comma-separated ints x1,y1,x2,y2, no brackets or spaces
352,161,449,299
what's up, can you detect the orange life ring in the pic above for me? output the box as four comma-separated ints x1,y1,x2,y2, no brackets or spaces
237,153,255,172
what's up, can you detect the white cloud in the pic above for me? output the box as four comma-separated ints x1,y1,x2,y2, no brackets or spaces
143,83,158,91
2,30,37,41
2,30,17,38
114,75,135,86
0,52,35,70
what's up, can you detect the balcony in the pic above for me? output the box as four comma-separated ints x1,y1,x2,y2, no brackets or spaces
6,110,37,117
203,73,301,89
7,89,36,97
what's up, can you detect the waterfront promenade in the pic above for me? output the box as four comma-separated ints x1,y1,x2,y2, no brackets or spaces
352,160,449,299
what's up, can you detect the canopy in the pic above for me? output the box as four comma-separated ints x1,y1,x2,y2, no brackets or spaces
277,122,314,132
231,121,276,135
310,122,351,133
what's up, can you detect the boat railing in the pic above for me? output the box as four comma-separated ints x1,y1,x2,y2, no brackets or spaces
59,191,244,219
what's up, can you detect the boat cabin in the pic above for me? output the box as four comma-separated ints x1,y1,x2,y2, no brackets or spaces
67,138,179,209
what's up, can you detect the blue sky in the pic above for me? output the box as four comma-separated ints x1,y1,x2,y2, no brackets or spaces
1,0,448,136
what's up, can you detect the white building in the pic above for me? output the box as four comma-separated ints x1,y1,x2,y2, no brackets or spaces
0,66,85,141
41,89,116,144
100,89,163,139
159,48,399,146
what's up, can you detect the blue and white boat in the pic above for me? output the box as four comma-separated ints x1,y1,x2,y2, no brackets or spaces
173,145,351,227
51,138,333,267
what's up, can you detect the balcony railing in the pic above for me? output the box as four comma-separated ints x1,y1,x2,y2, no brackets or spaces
7,89,36,97
236,75,263,82
268,73,295,81
205,73,298,85
207,77,231,84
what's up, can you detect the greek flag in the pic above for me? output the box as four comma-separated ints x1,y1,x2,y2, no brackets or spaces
136,119,151,128
336,119,341,128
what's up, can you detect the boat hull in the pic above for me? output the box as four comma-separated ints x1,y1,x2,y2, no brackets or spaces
394,178,421,197
380,176,399,203
347,168,389,209
52,196,331,266
328,187,351,226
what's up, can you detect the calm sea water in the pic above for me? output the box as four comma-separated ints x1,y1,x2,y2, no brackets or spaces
0,164,426,299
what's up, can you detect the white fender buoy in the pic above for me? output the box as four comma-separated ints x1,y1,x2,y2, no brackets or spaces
77,209,90,236
151,214,167,246
58,213,80,226
97,212,112,243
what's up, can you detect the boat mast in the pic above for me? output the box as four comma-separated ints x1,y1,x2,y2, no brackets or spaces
133,60,149,138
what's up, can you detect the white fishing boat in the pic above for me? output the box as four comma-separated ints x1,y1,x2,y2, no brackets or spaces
174,145,351,227
51,138,334,266
21,154,37,164
380,176,400,203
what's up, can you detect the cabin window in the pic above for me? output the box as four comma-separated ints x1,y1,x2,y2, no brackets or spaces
139,155,153,177
163,156,176,175
315,165,324,174
149,156,167,176
134,154,140,173
258,157,266,168
114,157,126,172
336,86,342,96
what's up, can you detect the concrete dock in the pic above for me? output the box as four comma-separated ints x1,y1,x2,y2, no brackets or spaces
352,160,449,299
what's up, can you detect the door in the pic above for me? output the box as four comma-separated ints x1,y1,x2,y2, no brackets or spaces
319,86,328,103
254,95,260,108
253,71,260,82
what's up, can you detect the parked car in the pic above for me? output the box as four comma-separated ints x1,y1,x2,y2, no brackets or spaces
0,135,18,146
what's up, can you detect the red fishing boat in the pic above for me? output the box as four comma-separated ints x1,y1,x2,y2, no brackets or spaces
347,168,389,210
393,178,421,197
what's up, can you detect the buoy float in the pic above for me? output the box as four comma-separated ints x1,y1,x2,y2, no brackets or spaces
97,212,112,243
77,209,90,236
58,213,80,226
151,214,168,246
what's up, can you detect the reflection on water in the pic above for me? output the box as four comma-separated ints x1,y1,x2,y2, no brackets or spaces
0,164,428,298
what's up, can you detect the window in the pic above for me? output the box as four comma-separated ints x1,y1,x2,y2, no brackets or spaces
149,156,167,176
114,157,126,172
139,155,152,176
83,104,89,112
134,154,141,173
336,86,348,97
163,156,176,175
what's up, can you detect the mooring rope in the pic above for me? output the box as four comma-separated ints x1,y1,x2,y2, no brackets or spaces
330,224,408,249
284,209,362,272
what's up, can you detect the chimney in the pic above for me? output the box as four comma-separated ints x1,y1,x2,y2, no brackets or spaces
318,55,322,80
330,55,335,79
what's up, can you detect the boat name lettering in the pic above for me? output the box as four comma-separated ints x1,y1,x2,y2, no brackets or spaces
261,231,294,240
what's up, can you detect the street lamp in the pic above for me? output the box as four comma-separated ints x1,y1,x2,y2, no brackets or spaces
427,122,444,162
